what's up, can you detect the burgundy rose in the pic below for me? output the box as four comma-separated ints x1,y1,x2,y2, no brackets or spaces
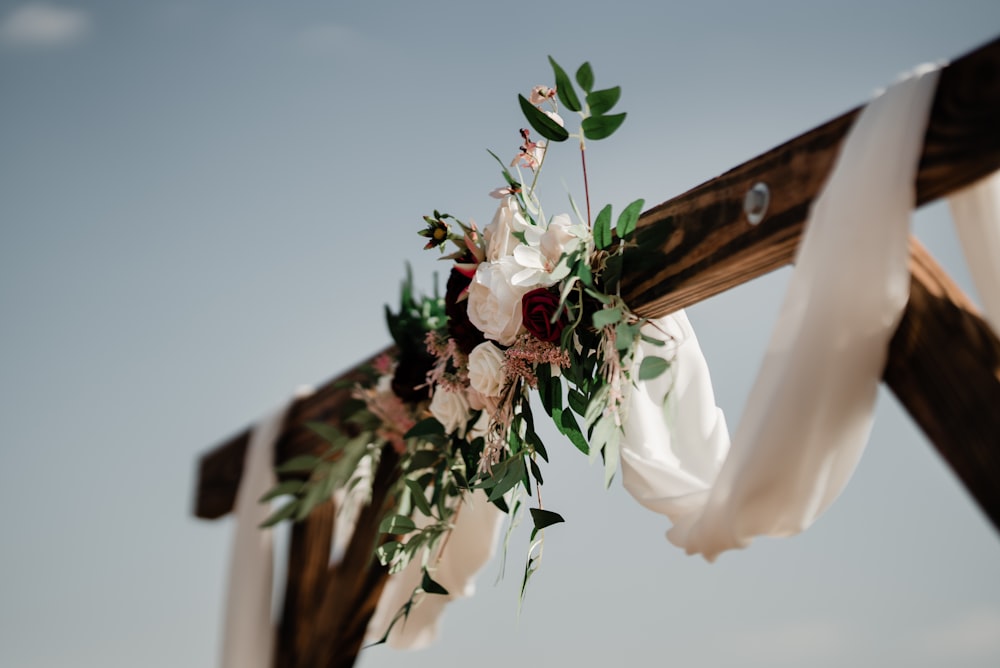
445,265,485,355
521,287,565,343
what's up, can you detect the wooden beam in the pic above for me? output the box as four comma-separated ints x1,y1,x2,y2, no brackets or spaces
885,240,1000,532
620,36,1000,316
193,35,1000,523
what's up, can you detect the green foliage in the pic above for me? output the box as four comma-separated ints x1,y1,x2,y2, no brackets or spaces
548,56,581,112
518,94,569,142
582,112,627,140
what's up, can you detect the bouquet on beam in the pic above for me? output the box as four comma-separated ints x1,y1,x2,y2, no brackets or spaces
262,57,671,633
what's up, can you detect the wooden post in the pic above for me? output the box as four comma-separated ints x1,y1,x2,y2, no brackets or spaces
193,35,1000,668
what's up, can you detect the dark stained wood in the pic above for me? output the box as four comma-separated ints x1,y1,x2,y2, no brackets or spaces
275,499,335,668
620,35,1000,317
885,240,1000,532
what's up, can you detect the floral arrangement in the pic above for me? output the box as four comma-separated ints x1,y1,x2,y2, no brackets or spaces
263,57,671,638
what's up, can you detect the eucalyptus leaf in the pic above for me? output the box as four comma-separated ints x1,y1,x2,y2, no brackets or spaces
379,514,417,535
259,479,304,503
616,198,644,239
275,454,321,474
518,94,569,142
582,112,627,140
296,481,328,521
405,478,434,517
592,305,623,330
559,410,590,455
548,56,581,112
639,355,670,380
305,421,346,447
584,385,611,428
593,204,613,250
576,62,594,92
376,541,402,566
259,500,298,529
586,86,621,116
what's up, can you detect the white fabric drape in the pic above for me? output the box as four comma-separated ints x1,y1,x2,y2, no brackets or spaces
622,66,942,561
949,172,1000,334
220,403,289,668
364,490,504,649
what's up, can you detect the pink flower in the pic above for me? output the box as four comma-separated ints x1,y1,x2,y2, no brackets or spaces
529,85,557,105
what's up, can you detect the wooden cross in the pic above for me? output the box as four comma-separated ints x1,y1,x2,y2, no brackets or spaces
192,36,1000,668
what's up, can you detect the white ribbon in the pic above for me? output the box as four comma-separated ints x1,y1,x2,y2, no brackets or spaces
220,404,288,668
949,171,1000,334
622,66,945,561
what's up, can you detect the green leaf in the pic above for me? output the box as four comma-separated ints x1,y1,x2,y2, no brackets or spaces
582,112,627,140
640,331,667,347
275,454,321,474
260,500,298,529
405,479,434,517
548,56,581,112
408,449,441,471
530,508,565,534
421,570,450,596
616,198,644,239
295,481,329,520
586,86,621,116
305,421,346,447
259,479,304,503
379,514,417,535
567,389,588,416
639,355,670,381
576,62,594,93
584,385,611,428
405,417,445,439
518,94,569,142
603,429,621,488
592,305,623,330
593,204,613,250
615,321,639,352
376,541,402,566
559,410,590,455
528,457,544,485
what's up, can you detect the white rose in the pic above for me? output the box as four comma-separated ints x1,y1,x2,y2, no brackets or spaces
467,258,529,345
467,341,506,397
484,196,528,261
429,387,470,437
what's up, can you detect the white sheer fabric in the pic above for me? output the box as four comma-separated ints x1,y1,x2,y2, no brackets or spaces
622,67,942,561
364,490,504,649
220,403,288,668
949,172,1000,334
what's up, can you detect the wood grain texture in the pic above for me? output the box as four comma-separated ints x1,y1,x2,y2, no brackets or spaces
885,240,1000,532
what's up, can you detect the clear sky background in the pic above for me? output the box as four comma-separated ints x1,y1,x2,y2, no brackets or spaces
2,1,999,667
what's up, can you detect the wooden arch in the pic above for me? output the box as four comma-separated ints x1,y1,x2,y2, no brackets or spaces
193,36,1000,668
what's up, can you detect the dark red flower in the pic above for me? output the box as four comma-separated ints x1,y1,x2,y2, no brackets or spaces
445,266,485,355
521,287,565,343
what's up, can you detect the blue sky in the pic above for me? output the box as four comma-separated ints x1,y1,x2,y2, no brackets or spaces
2,2,999,667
